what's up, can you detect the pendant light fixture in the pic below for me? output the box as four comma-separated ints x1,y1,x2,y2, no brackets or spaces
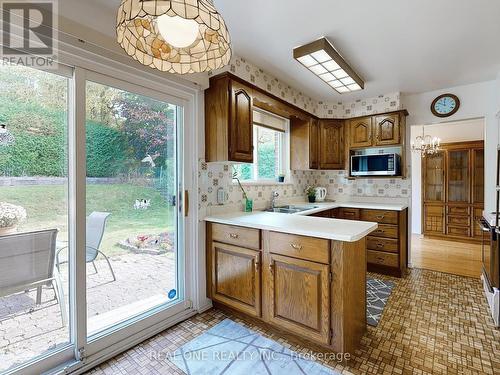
411,126,441,158
116,0,232,74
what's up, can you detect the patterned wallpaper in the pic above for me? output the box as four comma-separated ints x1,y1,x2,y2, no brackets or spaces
210,55,402,119
201,56,408,213
318,93,401,118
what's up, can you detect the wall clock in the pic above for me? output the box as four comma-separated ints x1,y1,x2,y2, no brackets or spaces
431,93,460,117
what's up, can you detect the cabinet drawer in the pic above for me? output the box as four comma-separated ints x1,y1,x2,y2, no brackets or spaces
339,208,360,220
268,232,329,264
361,209,398,224
447,216,470,227
447,206,470,216
367,237,399,253
212,223,260,250
447,226,471,237
367,250,399,267
370,224,399,239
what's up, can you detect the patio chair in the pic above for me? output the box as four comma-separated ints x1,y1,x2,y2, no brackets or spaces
56,212,116,281
0,229,67,326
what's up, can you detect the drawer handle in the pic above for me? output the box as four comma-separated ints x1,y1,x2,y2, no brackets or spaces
375,229,384,234
269,261,274,273
290,243,303,250
376,243,384,248
229,233,239,239
376,215,385,220
255,261,259,272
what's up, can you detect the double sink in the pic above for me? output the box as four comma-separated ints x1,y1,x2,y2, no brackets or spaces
264,205,319,214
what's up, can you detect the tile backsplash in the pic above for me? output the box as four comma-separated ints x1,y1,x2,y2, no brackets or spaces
199,160,411,213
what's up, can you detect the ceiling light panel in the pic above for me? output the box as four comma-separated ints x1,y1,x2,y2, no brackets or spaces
293,37,364,94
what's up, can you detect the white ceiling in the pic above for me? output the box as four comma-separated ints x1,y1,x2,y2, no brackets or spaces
63,0,500,101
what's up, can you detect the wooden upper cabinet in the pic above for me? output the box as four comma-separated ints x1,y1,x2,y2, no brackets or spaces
211,241,261,317
309,119,319,169
229,80,253,162
319,120,344,169
349,117,373,148
472,148,484,204
290,117,319,170
373,113,400,146
423,153,445,202
263,253,330,344
447,149,470,203
205,75,253,162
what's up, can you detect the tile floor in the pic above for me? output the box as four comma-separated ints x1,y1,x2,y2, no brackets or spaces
0,252,176,372
87,269,500,375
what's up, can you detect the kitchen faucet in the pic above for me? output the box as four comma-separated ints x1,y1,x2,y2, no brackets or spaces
271,191,279,209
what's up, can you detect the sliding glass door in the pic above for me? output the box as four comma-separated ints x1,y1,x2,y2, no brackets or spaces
84,76,184,338
0,64,74,373
0,65,189,374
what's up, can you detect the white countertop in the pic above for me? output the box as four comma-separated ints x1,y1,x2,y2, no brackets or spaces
204,201,391,242
294,201,408,214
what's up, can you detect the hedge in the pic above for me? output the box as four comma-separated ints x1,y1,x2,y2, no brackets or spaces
0,121,127,177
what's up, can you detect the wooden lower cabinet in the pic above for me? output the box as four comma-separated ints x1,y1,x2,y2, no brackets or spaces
210,241,261,317
263,253,330,344
206,223,367,354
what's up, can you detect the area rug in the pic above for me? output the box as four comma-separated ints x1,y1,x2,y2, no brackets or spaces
169,319,340,375
366,277,395,326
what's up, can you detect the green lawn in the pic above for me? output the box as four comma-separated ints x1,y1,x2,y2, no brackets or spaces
0,183,175,255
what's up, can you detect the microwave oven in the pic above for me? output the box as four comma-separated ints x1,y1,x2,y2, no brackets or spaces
350,153,401,176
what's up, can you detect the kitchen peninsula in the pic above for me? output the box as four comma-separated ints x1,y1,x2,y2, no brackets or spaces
205,202,393,354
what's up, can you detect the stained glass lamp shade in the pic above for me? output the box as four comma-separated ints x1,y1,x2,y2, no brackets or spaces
116,0,232,74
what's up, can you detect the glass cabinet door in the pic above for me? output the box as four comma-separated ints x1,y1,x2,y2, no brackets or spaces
472,148,484,204
447,150,470,203
423,153,445,202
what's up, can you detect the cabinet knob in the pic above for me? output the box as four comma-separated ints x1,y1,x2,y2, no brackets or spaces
290,243,303,250
229,233,239,239
269,262,274,273
254,261,259,272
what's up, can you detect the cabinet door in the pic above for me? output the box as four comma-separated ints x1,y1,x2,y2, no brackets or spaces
472,148,484,205
349,117,372,148
263,253,330,344
229,81,253,162
373,114,400,146
319,120,344,169
423,153,445,202
423,204,445,235
309,119,319,169
447,149,470,203
211,242,261,317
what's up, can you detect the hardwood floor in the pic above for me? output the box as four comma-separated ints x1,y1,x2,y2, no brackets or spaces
411,234,483,278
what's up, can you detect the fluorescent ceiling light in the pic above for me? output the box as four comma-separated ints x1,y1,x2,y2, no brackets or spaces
297,54,316,67
311,49,330,63
309,64,327,75
340,77,356,85
347,83,362,91
322,60,340,71
336,86,350,93
329,80,343,88
293,37,364,94
319,72,335,81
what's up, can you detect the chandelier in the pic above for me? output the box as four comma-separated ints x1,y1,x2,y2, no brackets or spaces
0,124,14,146
411,126,441,157
116,0,232,74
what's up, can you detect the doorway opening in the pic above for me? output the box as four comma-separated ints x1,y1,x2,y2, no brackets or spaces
410,118,485,278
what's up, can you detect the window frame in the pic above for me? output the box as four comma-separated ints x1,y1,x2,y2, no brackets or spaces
235,118,290,185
